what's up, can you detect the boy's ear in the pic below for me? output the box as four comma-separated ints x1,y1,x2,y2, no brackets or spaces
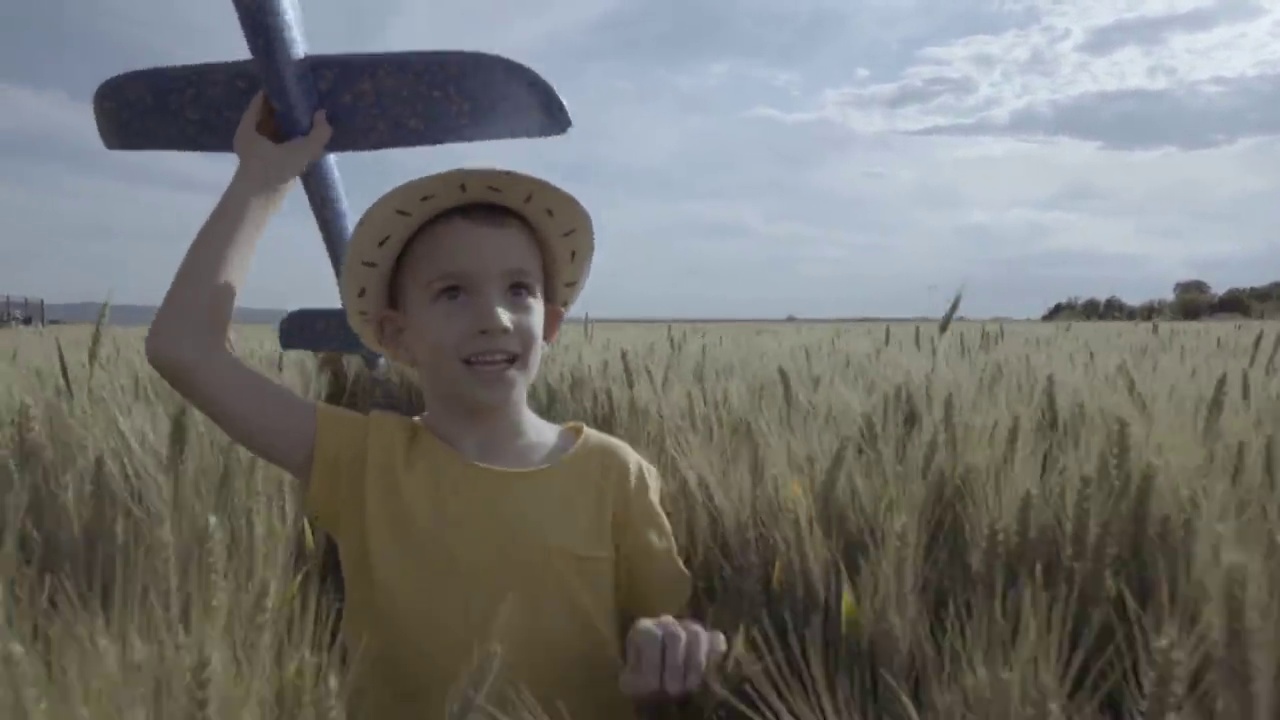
543,303,566,344
375,309,410,362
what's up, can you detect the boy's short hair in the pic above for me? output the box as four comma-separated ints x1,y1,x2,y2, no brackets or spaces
386,203,541,311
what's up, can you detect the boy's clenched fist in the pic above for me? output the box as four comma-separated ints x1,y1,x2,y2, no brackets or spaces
619,616,728,699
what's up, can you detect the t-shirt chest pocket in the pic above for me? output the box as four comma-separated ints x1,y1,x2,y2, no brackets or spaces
487,483,612,554
529,525,616,623
524,512,612,562
497,500,614,591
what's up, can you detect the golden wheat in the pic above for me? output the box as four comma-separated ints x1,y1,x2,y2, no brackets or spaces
2,317,1279,719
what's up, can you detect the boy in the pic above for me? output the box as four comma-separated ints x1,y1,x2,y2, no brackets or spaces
146,93,726,719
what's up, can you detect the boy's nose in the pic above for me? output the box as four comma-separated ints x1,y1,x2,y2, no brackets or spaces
476,305,515,335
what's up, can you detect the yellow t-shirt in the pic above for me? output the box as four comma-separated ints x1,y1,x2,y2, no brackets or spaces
306,403,693,720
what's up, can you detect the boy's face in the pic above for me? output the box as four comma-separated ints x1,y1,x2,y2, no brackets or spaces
376,212,565,414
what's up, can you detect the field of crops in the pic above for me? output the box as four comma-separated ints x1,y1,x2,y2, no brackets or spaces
2,318,1279,719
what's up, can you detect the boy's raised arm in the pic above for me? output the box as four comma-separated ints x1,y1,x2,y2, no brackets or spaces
146,93,333,484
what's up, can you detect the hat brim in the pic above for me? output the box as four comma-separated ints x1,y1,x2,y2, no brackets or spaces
340,168,594,357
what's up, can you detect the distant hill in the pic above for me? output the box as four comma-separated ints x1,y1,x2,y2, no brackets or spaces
45,303,287,327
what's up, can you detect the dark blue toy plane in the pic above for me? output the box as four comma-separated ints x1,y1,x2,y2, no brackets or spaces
93,0,572,362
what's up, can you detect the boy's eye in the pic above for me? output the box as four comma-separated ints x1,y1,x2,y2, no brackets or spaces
509,282,534,298
437,285,462,301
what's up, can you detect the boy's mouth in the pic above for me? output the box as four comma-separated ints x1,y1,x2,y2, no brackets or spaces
462,351,518,369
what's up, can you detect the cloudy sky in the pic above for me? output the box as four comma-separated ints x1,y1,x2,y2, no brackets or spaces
4,0,1280,319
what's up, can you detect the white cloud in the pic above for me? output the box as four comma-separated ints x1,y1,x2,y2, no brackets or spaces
3,0,1280,319
757,0,1280,148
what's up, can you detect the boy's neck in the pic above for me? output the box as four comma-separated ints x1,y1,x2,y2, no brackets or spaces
414,399,564,468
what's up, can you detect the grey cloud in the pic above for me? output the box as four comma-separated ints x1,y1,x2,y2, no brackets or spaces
1077,0,1267,57
551,0,1040,97
910,72,1280,150
874,74,981,110
1036,181,1114,214
553,0,873,80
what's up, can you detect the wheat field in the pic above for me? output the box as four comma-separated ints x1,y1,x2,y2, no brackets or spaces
2,317,1280,719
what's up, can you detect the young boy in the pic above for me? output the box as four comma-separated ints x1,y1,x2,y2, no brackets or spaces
146,93,726,719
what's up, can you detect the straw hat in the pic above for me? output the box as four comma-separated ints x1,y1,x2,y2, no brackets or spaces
339,168,594,356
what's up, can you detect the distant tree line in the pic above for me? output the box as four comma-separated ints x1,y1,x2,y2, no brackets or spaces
1042,279,1280,321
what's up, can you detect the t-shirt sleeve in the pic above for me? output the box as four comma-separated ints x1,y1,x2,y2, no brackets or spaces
306,401,370,541
615,457,693,620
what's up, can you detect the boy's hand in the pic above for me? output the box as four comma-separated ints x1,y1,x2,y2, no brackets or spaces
231,91,333,192
619,616,728,699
